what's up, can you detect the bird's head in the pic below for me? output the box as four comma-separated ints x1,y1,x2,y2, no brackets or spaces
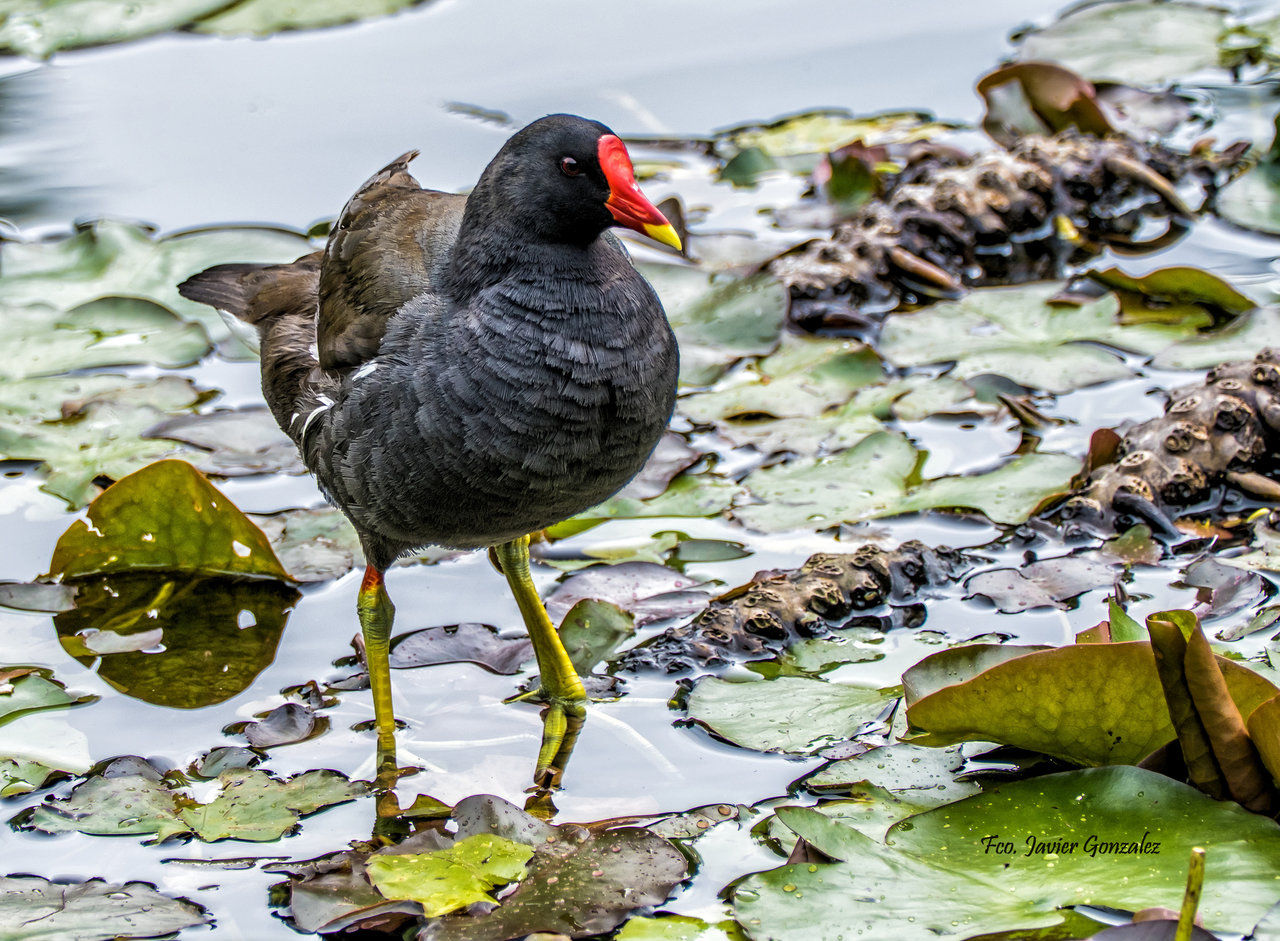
476,113,682,252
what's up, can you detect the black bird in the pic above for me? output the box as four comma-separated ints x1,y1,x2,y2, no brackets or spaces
179,114,680,773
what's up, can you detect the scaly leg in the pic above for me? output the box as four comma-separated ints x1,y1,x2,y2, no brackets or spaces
357,564,398,773
495,535,587,777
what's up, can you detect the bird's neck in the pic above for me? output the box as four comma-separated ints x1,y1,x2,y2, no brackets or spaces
446,218,600,301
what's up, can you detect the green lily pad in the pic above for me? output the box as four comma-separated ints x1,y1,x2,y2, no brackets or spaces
1014,1,1230,86
49,459,289,580
0,373,204,423
717,109,955,162
684,676,898,755
736,767,1280,939
366,834,534,916
0,297,211,382
15,767,367,842
802,743,980,802
0,875,210,940
878,284,1210,393
1151,307,1280,370
1218,162,1280,235
558,599,636,674
557,474,741,534
617,914,745,941
903,641,1280,765
0,220,310,348
0,669,96,729
640,266,788,387
1088,266,1255,318
0,0,231,57
735,431,1078,533
190,0,431,35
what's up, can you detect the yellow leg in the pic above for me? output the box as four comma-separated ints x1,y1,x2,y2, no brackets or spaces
357,564,398,773
495,535,586,777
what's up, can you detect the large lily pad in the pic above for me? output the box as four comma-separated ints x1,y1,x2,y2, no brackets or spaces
0,875,210,940
190,0,431,35
684,676,898,755
1014,1,1230,86
0,220,310,347
736,767,1280,939
735,431,1078,533
641,266,789,387
0,0,230,57
0,298,211,382
878,283,1209,393
49,459,289,580
15,767,367,842
903,641,1280,765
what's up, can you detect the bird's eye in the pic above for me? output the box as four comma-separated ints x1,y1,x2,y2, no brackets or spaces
559,156,581,177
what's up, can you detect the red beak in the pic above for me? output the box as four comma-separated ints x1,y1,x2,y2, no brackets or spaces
598,135,682,251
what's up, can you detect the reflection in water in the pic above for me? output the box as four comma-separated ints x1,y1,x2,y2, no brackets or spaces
55,573,299,708
0,69,84,229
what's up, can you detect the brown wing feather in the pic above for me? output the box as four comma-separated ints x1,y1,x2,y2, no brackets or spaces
318,150,465,369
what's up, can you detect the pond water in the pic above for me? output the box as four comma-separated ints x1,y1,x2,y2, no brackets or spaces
2,1,1278,939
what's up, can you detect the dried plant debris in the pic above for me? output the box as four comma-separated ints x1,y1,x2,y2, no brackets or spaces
1062,350,1280,536
770,131,1244,330
617,542,969,673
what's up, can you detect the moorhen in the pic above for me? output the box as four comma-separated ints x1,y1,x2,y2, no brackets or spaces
179,114,681,775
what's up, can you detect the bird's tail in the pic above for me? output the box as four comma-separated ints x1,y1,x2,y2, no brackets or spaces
177,253,322,328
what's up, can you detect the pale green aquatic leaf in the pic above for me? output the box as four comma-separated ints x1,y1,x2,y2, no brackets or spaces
0,298,210,382
718,109,955,160
0,220,310,348
738,767,1280,939
15,767,366,842
735,431,1078,532
1152,307,1280,369
617,914,745,941
191,0,431,36
1015,1,1230,85
640,265,788,386
0,0,230,57
0,373,203,420
558,599,636,674
559,474,741,532
803,743,980,801
684,676,897,755
0,671,96,729
0,875,209,940
366,834,533,916
879,283,1208,393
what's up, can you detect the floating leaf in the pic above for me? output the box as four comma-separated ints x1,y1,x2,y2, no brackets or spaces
16,767,366,843
145,407,304,477
240,702,321,748
1014,1,1230,86
1152,307,1280,370
640,266,788,387
389,623,533,675
616,914,745,941
0,875,209,940
558,599,636,674
1088,266,1255,318
0,0,231,57
904,641,1280,765
736,767,1280,939
879,283,1209,393
0,298,211,382
544,562,711,628
802,743,980,803
0,581,76,613
251,505,365,582
0,220,310,347
49,459,289,580
0,670,96,729
964,555,1116,613
685,676,897,755
366,834,534,916
735,431,1078,532
558,474,741,534
717,109,954,163
191,0,432,36
978,62,1114,145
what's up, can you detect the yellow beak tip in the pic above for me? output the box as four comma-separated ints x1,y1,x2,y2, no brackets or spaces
643,223,683,253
